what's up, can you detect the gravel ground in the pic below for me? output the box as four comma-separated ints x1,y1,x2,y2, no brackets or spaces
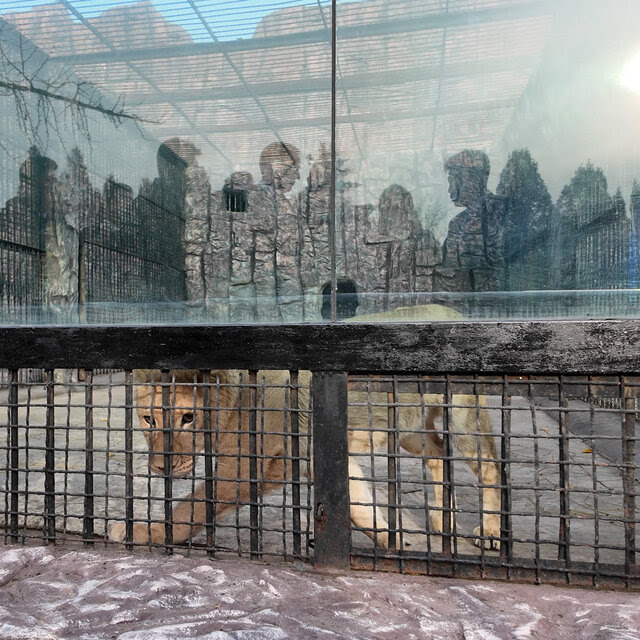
1,546,640,640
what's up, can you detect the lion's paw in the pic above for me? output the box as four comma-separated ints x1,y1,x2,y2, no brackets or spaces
400,532,428,550
429,510,455,535
108,522,126,543
473,525,500,550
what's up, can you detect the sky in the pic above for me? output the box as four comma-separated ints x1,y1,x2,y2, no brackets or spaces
0,0,341,41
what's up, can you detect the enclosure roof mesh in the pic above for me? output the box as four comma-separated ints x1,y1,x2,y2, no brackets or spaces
0,0,554,173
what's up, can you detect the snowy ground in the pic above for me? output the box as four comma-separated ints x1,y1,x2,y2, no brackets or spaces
0,546,640,640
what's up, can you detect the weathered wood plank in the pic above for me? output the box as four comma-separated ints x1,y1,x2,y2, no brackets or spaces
0,320,638,374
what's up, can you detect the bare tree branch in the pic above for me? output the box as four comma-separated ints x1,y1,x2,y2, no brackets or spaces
0,17,151,151
0,79,155,124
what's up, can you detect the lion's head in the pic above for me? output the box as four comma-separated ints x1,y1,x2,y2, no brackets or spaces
135,370,240,477
137,384,205,476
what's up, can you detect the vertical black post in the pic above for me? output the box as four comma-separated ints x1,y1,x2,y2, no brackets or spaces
418,379,433,569
83,370,94,545
329,0,337,321
558,378,571,576
124,370,134,549
441,375,453,557
622,379,636,581
529,380,542,584
202,371,215,558
8,369,19,541
44,369,56,543
386,390,397,550
290,371,302,558
162,371,173,551
312,371,350,569
249,370,260,558
500,377,512,568
587,378,600,587
392,376,405,559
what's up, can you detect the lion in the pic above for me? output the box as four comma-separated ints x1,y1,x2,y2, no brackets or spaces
108,307,501,551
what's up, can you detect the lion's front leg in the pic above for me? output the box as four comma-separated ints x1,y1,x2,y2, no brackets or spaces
108,520,166,544
108,456,264,546
108,482,208,545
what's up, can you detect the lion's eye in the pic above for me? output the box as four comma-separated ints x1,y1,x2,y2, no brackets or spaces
181,413,194,426
142,415,156,427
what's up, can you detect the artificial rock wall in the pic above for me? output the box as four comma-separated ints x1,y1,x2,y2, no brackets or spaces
180,143,635,322
183,144,447,322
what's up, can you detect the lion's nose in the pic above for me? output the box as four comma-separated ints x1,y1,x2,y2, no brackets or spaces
149,456,190,476
149,455,173,474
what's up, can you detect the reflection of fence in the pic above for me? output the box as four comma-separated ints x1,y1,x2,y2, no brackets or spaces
79,182,186,322
0,148,186,323
79,146,186,323
0,322,639,589
0,152,46,319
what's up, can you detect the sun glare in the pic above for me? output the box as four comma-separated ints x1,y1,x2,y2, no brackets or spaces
620,50,640,95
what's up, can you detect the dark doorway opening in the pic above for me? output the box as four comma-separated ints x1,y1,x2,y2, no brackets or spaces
321,279,359,320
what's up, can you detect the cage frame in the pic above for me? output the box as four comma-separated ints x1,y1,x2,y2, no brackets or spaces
1,319,639,589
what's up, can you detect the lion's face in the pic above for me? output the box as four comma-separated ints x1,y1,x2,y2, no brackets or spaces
137,386,205,477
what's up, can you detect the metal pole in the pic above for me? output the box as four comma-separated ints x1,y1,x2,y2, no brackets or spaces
330,0,337,322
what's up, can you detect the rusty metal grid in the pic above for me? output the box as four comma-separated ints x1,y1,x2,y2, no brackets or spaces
347,374,639,589
2,368,638,589
0,321,640,589
0,370,313,562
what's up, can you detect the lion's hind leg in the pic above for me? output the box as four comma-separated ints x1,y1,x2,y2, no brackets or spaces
451,396,501,551
348,452,391,548
399,424,453,545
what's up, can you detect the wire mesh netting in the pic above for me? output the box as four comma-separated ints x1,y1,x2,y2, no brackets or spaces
347,374,639,587
0,370,313,561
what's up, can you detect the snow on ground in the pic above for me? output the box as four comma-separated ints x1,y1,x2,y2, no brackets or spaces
0,546,639,640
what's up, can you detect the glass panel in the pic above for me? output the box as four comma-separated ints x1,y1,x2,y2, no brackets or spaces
0,0,332,324
2,0,640,324
336,0,640,321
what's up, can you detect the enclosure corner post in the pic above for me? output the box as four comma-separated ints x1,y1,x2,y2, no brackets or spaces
312,371,351,569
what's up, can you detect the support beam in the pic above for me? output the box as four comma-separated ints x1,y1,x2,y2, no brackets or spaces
118,57,534,105
49,1,554,66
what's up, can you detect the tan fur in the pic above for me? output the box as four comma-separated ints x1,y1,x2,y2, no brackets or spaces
109,367,500,551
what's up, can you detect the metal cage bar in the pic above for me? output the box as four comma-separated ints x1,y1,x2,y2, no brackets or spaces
7,369,19,541
202,370,215,558
386,388,397,551
248,370,259,559
558,377,571,574
82,370,94,545
0,323,638,589
161,371,174,551
500,376,513,567
441,375,454,558
124,370,134,550
290,371,302,559
44,370,56,543
622,377,637,583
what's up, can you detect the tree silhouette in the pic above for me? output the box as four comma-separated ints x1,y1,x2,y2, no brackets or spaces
496,148,553,289
0,16,148,152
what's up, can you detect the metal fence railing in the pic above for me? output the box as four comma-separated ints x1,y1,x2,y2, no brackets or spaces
0,321,638,589
0,151,46,316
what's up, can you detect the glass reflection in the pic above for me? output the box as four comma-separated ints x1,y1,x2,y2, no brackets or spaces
1,0,640,324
